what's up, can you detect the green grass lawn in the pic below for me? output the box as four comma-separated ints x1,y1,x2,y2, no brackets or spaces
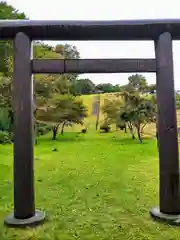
0,131,180,239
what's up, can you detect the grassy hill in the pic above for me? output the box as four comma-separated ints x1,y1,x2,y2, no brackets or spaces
80,93,180,137
79,93,157,136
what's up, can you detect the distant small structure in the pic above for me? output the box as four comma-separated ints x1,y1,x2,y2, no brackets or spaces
91,90,104,130
95,90,104,94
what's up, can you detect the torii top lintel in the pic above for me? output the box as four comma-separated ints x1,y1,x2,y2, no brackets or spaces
0,19,180,40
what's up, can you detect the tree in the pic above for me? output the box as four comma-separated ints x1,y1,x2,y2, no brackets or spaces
33,42,60,59
33,41,80,135
102,98,127,133
0,77,13,132
0,3,83,142
101,89,156,143
147,84,156,94
33,42,80,92
176,93,180,109
36,95,88,140
120,91,156,143
95,83,121,93
55,44,80,59
0,108,9,131
121,84,135,94
95,83,115,93
33,41,73,97
113,84,121,93
127,74,148,94
101,92,136,138
0,2,27,76
55,44,80,90
102,98,122,124
0,40,65,136
119,91,136,139
71,78,95,95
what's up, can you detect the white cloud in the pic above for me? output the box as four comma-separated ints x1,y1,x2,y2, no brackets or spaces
6,0,180,88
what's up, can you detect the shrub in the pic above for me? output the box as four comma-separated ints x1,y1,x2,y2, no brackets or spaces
81,128,87,133
37,123,51,136
0,131,11,144
116,122,126,130
100,122,111,133
10,132,14,142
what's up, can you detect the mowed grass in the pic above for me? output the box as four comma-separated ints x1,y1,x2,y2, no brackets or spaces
0,131,180,239
0,93,180,239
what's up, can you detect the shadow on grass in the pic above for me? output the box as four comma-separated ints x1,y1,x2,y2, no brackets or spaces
37,132,87,144
110,136,156,145
37,131,156,147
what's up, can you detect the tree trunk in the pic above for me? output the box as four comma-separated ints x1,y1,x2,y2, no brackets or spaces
156,119,159,148
34,120,38,145
136,125,143,143
140,123,147,136
96,104,100,130
156,130,159,148
61,122,66,135
127,122,135,139
124,124,127,133
52,124,59,140
8,110,14,133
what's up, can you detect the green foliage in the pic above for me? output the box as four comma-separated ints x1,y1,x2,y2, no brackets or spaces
128,74,148,93
116,122,126,131
100,121,111,133
0,108,10,131
0,2,27,76
33,42,80,95
55,44,80,59
70,78,95,95
102,98,122,124
0,131,11,144
0,39,81,136
55,43,80,87
147,84,156,94
102,80,156,142
95,83,121,93
121,74,156,95
37,123,51,136
33,42,59,59
120,92,156,142
0,31,82,138
0,77,12,109
176,93,180,109
0,77,13,132
36,95,88,136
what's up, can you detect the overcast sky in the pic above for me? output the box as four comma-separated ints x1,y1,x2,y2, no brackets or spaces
6,0,180,89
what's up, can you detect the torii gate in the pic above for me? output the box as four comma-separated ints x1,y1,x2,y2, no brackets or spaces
0,19,180,227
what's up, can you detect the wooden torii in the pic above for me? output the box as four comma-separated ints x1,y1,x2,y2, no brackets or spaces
0,19,180,226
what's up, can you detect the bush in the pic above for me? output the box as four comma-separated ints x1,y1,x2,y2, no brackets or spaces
10,132,14,142
37,123,51,136
116,122,126,130
81,128,87,133
100,122,111,133
0,131,11,144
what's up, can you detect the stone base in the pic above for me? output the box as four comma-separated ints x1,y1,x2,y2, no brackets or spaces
4,210,46,228
150,207,180,226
